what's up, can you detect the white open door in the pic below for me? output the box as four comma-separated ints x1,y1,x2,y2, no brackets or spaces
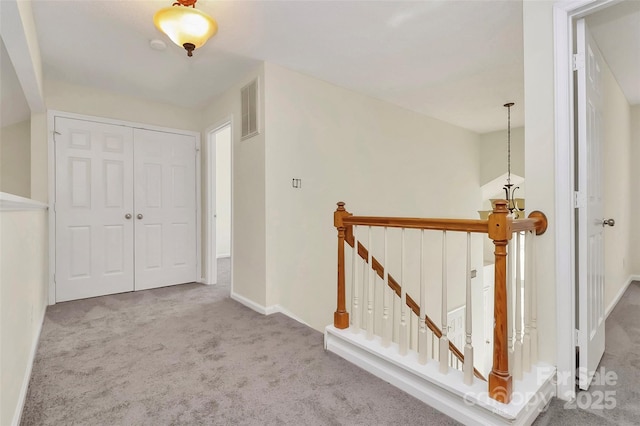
55,117,135,302
575,18,605,390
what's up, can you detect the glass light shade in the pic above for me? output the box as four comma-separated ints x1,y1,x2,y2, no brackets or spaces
153,6,217,51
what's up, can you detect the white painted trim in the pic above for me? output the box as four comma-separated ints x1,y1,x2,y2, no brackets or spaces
47,112,56,305
271,305,311,327
605,276,639,318
551,0,619,402
325,326,555,426
11,306,46,426
230,291,270,315
204,117,233,286
0,193,48,211
217,254,231,259
228,292,310,327
47,110,202,304
195,133,202,285
47,110,199,136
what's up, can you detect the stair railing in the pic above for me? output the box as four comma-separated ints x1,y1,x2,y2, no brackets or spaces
333,200,547,404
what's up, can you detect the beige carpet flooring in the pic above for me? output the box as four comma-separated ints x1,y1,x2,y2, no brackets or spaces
20,258,458,425
533,282,640,426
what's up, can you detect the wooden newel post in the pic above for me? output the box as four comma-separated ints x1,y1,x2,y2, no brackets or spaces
488,200,513,403
334,202,351,329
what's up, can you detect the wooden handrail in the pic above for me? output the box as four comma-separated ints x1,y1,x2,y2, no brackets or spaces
510,211,548,235
344,226,487,381
342,210,547,236
343,216,489,233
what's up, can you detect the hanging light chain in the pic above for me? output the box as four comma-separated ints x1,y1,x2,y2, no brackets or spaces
503,102,518,214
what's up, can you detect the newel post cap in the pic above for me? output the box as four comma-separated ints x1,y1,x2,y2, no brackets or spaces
334,201,350,228
488,199,511,241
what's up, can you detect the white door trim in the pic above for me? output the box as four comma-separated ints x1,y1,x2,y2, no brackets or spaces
204,116,234,288
47,109,202,304
552,0,619,402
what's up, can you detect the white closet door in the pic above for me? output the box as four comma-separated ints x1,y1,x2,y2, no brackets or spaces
134,128,197,290
55,117,134,302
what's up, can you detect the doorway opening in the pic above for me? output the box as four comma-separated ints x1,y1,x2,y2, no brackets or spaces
206,121,232,287
554,0,636,400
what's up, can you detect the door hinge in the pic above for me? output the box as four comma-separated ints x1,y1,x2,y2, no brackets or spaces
573,53,585,71
574,191,586,208
575,329,580,346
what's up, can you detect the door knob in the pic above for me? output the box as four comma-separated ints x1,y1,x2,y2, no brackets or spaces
125,213,132,219
602,218,615,227
137,214,144,220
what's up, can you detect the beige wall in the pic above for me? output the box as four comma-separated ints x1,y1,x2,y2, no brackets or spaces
29,79,202,203
0,119,31,197
522,0,556,365
601,57,633,311
480,126,525,186
200,65,267,305
263,62,484,333
215,126,232,258
0,208,48,426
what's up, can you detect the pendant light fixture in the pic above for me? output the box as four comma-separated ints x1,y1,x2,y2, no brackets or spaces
153,0,218,57
502,102,523,215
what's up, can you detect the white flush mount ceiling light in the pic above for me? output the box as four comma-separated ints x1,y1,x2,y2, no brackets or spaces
153,0,218,57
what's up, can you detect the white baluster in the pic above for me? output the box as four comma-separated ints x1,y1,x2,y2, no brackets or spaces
439,231,449,374
514,232,523,380
507,237,514,374
464,232,474,385
351,226,360,333
530,231,538,365
523,231,532,372
399,228,408,355
411,312,417,351
366,226,374,340
382,227,392,347
430,330,435,360
418,229,428,364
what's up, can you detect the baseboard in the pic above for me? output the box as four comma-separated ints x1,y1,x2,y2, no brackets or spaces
12,306,46,426
605,275,639,318
230,291,270,315
269,305,310,327
228,293,311,327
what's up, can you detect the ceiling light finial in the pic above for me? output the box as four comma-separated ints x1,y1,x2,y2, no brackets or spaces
153,0,218,57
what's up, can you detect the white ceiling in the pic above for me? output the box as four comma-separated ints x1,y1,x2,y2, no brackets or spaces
1,39,31,127
588,1,640,106
25,0,638,134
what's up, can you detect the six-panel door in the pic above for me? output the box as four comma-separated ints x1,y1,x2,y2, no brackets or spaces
133,128,197,291
55,117,135,302
55,118,197,302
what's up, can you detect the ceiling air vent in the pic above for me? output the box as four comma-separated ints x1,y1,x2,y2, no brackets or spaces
241,79,259,140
